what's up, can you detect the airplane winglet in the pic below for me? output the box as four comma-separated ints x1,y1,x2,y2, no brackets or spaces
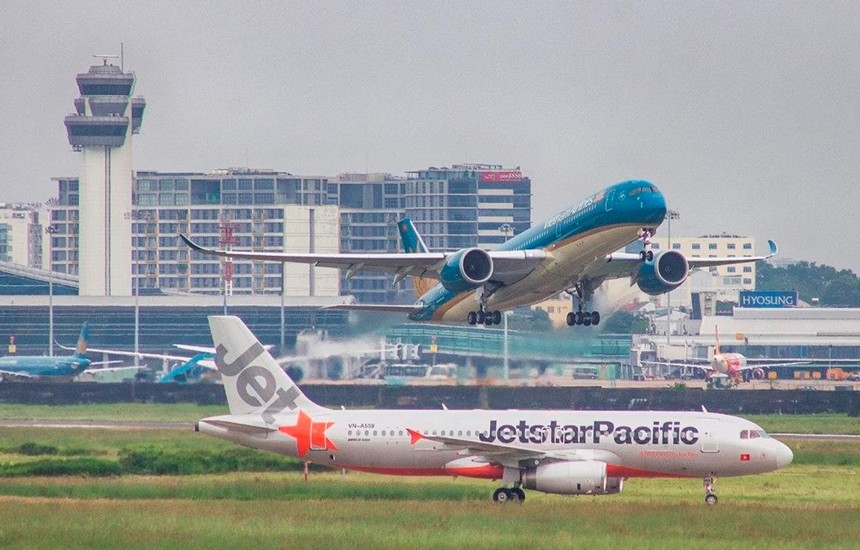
766,240,778,258
180,233,206,253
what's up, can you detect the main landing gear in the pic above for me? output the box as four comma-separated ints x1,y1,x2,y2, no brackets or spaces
467,308,502,326
492,486,526,503
468,287,502,326
703,476,718,505
566,282,600,327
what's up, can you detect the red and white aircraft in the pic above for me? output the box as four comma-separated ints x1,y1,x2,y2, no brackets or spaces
644,327,805,385
198,316,793,505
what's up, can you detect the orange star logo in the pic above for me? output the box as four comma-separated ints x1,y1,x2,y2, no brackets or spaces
278,410,338,457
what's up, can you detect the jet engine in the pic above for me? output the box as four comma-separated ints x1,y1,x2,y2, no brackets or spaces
522,461,623,495
752,367,766,380
637,250,689,295
438,248,493,292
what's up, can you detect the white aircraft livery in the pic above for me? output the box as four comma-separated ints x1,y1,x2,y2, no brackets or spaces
198,316,793,504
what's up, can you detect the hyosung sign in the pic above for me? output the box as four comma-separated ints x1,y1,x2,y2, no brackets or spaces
739,291,798,308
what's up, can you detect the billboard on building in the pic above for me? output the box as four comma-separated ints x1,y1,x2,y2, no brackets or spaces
480,170,522,182
739,290,798,308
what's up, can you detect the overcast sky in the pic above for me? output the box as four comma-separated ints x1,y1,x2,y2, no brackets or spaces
1,2,858,272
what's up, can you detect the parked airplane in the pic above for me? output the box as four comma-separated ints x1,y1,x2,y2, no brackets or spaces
0,323,122,381
60,343,217,384
643,327,805,385
182,180,777,327
197,316,793,504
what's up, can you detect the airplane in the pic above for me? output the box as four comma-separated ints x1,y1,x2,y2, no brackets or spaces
642,326,806,386
0,323,123,381
181,180,777,327
58,342,218,383
197,315,793,505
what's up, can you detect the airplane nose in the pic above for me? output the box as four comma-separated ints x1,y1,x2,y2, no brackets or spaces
775,441,794,468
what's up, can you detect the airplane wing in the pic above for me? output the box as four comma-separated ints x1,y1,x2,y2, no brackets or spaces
595,240,778,281
641,361,713,372
407,429,619,467
56,342,194,363
181,234,547,287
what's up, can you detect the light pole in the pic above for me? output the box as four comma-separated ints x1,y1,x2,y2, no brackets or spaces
45,224,58,356
499,224,513,380
131,211,151,367
665,209,680,345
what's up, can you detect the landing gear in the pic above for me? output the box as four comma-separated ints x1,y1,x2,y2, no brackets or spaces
492,486,525,503
565,282,600,328
468,287,502,326
638,228,654,261
566,311,600,327
703,476,718,505
467,308,502,326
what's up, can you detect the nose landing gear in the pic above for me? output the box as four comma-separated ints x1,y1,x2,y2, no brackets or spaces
703,476,718,505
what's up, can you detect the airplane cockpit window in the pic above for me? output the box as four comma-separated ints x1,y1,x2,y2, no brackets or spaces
741,429,770,440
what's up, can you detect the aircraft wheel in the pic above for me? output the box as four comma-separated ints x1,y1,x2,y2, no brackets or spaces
591,311,600,326
492,311,502,325
639,250,646,261
493,487,512,503
484,315,494,327
583,314,592,326
512,487,526,502
574,311,584,325
467,312,477,325
646,250,654,261
705,493,718,506
477,310,486,324
566,312,575,326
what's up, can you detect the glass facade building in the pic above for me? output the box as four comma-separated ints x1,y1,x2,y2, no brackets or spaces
46,164,532,304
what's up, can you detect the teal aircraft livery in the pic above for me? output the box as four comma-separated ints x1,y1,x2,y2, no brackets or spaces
182,180,777,326
0,323,98,380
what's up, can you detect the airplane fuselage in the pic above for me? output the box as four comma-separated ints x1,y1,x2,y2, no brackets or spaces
711,352,748,382
411,181,667,322
199,408,792,480
0,355,89,379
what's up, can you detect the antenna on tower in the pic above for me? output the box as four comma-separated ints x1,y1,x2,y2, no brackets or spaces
121,42,124,71
93,54,119,66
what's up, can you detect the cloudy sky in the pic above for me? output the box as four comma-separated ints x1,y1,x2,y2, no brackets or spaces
1,2,859,272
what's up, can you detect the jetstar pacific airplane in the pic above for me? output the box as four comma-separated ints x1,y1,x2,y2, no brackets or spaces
181,180,777,327
197,316,793,504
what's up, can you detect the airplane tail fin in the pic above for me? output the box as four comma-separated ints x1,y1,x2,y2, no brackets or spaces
208,316,326,419
396,217,437,296
397,217,429,254
74,323,89,357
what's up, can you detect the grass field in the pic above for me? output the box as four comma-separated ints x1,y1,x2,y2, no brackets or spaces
0,406,856,548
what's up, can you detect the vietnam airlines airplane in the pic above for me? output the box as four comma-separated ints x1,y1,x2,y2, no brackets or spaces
182,180,777,327
198,316,793,504
0,323,120,381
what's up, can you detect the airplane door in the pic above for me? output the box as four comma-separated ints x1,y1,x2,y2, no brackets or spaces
604,189,616,212
700,421,720,453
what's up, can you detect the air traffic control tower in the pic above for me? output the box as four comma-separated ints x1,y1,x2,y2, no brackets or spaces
64,57,145,296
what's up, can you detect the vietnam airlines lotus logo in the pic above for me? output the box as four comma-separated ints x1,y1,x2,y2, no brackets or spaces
278,410,338,457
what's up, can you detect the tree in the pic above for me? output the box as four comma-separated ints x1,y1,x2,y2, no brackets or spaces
600,311,649,334
757,261,860,307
